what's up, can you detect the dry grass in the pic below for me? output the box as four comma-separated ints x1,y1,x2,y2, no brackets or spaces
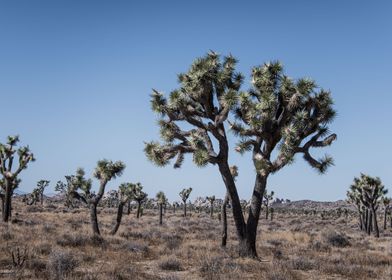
0,198,391,279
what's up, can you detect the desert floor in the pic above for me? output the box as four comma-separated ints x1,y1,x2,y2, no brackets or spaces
0,199,391,280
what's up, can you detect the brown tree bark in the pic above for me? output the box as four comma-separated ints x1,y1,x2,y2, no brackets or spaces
221,191,229,247
111,202,125,235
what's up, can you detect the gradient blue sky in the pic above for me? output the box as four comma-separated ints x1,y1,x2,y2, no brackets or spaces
1,1,391,201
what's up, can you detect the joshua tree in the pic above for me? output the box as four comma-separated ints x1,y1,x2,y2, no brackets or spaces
0,136,35,222
382,197,390,230
144,52,336,257
351,174,388,237
29,180,49,205
156,191,166,225
179,187,192,217
111,183,137,235
67,160,125,235
207,195,216,217
263,190,274,219
133,185,147,219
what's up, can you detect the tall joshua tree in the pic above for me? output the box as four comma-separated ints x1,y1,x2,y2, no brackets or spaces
111,183,137,235
207,195,216,217
179,187,192,217
156,191,166,225
263,190,274,219
134,185,147,219
0,136,35,222
68,160,125,235
144,52,336,257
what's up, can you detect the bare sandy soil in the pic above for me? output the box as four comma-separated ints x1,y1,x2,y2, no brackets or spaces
0,198,391,280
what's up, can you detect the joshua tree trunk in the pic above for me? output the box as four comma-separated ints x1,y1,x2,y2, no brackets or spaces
136,201,141,218
127,200,131,215
90,204,100,235
218,161,268,258
221,191,229,247
3,180,13,222
265,203,269,220
111,202,125,235
357,207,363,230
183,201,187,217
0,195,4,216
372,207,379,238
365,210,369,233
384,207,388,230
159,203,163,225
40,192,44,206
173,204,176,213
210,202,214,218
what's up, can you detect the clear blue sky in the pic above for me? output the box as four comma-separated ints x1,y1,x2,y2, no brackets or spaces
1,1,391,201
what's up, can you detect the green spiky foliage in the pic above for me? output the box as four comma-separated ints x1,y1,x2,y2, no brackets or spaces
263,190,274,219
0,135,35,222
144,51,242,169
156,191,167,225
133,183,147,219
66,160,125,235
232,61,336,175
349,174,388,237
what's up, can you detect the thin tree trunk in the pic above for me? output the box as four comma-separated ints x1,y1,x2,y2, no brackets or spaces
265,203,269,219
384,208,387,230
358,208,363,230
367,209,372,235
127,200,131,215
110,202,125,235
3,180,12,222
221,191,229,247
218,162,248,256
241,173,268,258
159,203,163,225
41,193,44,206
372,207,379,238
183,201,187,217
89,203,100,235
136,202,141,219
365,209,369,233
210,202,214,218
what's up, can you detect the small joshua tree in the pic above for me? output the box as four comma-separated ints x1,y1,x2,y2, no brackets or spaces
207,195,216,218
263,190,274,219
179,187,192,217
134,185,147,219
156,191,166,225
0,136,35,222
29,180,49,206
350,174,388,237
111,183,137,235
67,160,125,235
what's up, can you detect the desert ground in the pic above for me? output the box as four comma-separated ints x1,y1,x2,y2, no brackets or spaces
0,198,391,280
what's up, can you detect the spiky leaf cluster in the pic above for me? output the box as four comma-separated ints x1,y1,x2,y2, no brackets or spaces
179,187,192,202
145,52,244,169
156,191,167,205
94,160,125,182
231,62,337,175
0,135,35,184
